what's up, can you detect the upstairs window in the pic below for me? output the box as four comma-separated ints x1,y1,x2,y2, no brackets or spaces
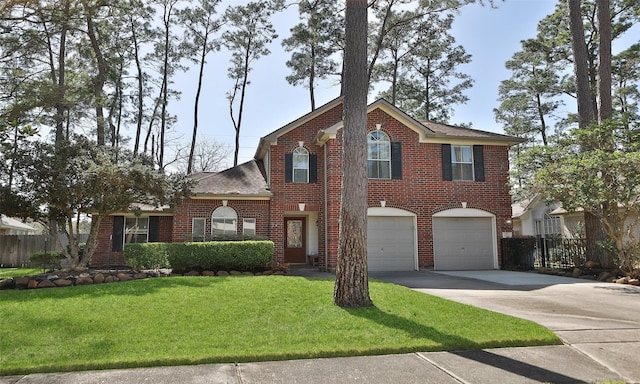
368,131,391,179
442,144,485,182
212,206,237,236
292,147,309,183
452,145,473,181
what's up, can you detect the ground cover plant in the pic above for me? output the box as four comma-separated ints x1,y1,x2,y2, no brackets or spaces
0,276,560,375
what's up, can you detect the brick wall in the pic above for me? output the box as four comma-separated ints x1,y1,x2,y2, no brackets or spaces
91,101,514,270
267,106,512,269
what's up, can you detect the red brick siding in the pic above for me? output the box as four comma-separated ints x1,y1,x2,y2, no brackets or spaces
93,103,513,270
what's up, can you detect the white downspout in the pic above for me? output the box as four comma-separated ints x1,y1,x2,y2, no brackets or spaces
324,143,328,270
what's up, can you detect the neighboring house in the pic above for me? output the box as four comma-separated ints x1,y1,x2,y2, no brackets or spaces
511,196,566,239
0,214,36,235
93,98,522,271
513,196,640,242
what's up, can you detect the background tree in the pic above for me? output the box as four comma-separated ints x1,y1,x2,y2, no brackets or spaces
532,118,640,273
282,0,343,111
0,120,39,219
26,136,189,267
376,12,472,122
222,0,282,166
173,137,230,174
494,42,565,198
177,0,223,174
334,0,372,308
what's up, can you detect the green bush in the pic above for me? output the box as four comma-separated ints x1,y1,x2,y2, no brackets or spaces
166,240,274,272
30,251,65,270
124,243,170,270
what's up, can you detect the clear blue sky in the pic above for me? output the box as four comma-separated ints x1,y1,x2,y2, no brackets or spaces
166,0,621,168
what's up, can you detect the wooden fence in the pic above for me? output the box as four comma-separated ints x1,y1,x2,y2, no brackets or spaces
0,235,64,267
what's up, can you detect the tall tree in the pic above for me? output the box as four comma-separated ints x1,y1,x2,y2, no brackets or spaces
222,0,281,166
334,0,372,308
177,0,223,174
532,118,640,274
282,0,343,111
376,12,472,122
28,136,190,267
494,41,565,198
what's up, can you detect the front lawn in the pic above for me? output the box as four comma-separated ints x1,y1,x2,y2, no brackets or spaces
0,275,560,375
0,268,42,278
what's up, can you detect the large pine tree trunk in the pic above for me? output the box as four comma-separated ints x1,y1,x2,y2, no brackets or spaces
334,0,372,308
567,0,607,265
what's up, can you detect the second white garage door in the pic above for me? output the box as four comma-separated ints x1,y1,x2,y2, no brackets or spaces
433,217,495,270
367,216,416,271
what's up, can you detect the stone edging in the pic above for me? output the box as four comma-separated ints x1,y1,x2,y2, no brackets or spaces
0,268,288,290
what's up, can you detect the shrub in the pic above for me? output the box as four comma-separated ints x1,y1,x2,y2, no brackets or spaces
166,240,274,272
30,251,65,270
124,243,170,270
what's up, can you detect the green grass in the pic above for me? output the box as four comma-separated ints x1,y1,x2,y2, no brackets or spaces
0,268,43,278
0,276,560,375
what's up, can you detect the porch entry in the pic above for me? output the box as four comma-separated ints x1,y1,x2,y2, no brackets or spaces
284,217,307,263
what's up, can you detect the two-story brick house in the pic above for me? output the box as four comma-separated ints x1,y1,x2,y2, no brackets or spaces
92,98,521,271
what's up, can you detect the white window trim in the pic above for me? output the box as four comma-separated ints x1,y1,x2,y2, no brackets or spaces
451,145,474,181
243,218,256,236
292,147,309,183
192,218,206,241
212,206,238,236
367,131,391,179
124,217,149,245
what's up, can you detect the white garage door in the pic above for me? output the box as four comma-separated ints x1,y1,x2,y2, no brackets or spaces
367,216,415,271
433,217,494,270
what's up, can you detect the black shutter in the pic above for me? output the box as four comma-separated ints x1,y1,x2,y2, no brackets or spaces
473,145,485,182
285,153,292,183
309,154,317,183
112,216,124,252
148,216,159,242
391,142,402,180
442,144,452,181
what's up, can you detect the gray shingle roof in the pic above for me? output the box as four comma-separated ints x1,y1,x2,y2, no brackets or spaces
190,160,271,197
420,120,523,142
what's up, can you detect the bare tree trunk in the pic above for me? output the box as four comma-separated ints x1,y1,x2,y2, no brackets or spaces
334,0,372,308
567,0,609,266
84,2,107,146
567,0,596,128
131,14,144,156
597,0,612,124
52,0,69,146
81,215,104,267
188,43,208,174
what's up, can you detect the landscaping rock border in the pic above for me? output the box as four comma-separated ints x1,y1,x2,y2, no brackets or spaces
0,267,288,290
538,267,640,285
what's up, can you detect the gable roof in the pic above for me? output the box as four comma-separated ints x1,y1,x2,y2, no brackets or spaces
190,160,271,199
0,215,36,232
256,98,523,158
255,97,344,159
420,121,524,144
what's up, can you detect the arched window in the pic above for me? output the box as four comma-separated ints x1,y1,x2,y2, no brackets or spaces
367,131,391,179
292,147,309,183
212,206,237,236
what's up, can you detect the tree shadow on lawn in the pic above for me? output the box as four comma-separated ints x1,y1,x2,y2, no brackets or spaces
345,305,584,384
343,304,481,352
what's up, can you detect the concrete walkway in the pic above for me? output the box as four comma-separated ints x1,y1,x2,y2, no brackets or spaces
372,270,640,383
3,269,639,384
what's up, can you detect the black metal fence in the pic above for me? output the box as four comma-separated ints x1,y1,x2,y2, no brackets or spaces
501,237,587,270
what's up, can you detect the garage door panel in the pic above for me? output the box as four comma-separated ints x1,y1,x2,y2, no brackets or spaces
433,217,494,270
367,216,415,272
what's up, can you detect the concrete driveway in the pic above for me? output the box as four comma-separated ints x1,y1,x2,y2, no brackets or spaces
370,270,640,382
